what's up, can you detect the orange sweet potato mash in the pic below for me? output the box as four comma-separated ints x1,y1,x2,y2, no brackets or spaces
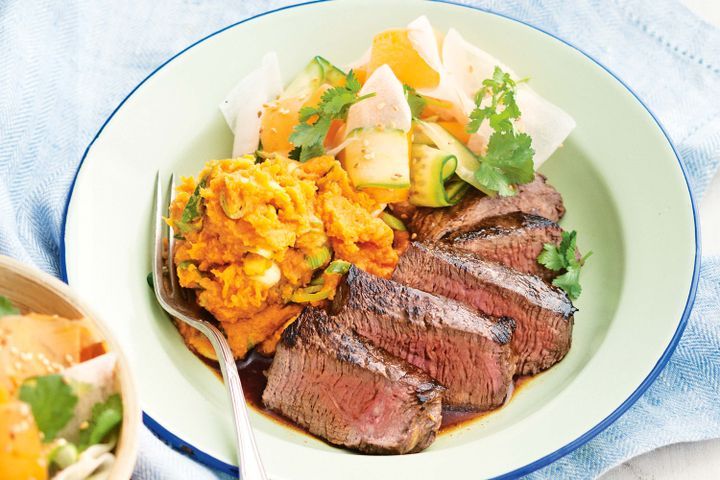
169,155,398,359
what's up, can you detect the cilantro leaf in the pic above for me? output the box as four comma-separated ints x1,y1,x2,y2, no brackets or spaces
537,230,592,300
174,177,208,233
466,66,535,196
403,85,426,118
289,69,374,162
475,131,534,196
467,66,520,135
553,267,582,300
0,295,19,317
344,70,361,92
78,394,123,451
19,374,78,442
290,117,331,148
288,146,301,161
537,244,565,271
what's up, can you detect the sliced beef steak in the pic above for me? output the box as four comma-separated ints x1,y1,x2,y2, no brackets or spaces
442,212,563,280
330,266,515,411
392,242,576,375
410,174,565,241
263,307,443,454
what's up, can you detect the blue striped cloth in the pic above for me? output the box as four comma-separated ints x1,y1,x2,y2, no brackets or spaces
1,1,718,478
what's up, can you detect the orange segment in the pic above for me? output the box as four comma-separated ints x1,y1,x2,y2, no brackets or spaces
0,314,89,396
368,29,439,89
325,120,346,150
353,66,368,85
0,401,48,480
363,187,409,204
260,84,334,157
438,121,471,144
260,96,303,156
420,97,457,122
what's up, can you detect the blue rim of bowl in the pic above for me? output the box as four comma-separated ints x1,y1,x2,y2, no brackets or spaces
58,0,702,478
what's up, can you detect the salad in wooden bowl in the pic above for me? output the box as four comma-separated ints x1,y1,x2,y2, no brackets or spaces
0,255,138,479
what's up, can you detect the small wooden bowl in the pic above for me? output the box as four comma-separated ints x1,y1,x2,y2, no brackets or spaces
0,255,139,479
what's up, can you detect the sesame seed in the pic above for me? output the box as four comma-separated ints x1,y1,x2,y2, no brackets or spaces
20,352,33,362
279,108,290,115
411,233,418,239
9,346,18,355
376,102,386,110
64,354,74,364
10,420,29,435
80,421,90,430
19,403,30,416
270,127,277,133
392,105,399,112
13,361,22,371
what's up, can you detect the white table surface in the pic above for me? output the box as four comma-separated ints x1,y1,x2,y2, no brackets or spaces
600,2,720,478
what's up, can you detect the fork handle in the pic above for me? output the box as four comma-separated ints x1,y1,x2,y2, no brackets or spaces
193,320,268,480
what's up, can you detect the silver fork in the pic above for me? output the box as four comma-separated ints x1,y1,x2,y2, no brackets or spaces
152,173,268,480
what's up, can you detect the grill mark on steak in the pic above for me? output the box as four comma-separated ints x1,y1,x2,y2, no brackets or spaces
263,307,444,454
410,174,565,241
330,266,515,411
392,242,576,375
442,212,563,280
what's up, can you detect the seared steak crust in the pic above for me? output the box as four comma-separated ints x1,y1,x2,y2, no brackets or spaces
392,242,575,375
443,212,563,280
263,307,443,454
331,266,515,411
410,174,565,241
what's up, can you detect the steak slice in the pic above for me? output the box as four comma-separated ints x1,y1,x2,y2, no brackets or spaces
410,174,565,241
330,266,515,411
262,307,443,454
392,242,576,375
442,212,563,280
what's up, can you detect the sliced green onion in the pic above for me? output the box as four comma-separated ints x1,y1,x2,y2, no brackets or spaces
175,177,208,232
302,284,324,294
306,246,331,270
324,260,351,275
380,212,407,232
177,260,194,269
309,276,325,287
219,192,243,220
291,288,330,303
49,442,78,470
